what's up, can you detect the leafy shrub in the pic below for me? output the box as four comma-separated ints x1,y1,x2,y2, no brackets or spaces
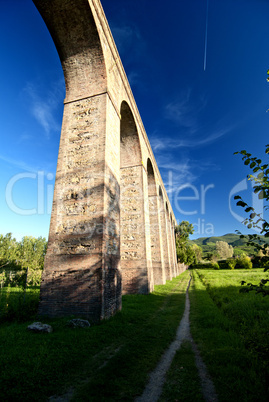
210,259,237,270
177,244,198,266
227,258,237,270
252,255,269,268
213,262,220,270
191,261,219,269
236,255,252,269
218,260,228,270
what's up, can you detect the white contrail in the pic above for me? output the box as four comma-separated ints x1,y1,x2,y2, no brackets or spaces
204,0,209,71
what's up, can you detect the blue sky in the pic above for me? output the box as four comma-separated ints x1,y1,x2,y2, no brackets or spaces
1,0,269,240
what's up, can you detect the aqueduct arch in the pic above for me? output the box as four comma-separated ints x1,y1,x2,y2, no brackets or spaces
34,0,181,321
120,101,153,294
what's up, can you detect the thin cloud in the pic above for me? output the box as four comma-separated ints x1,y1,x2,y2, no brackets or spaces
156,155,198,191
0,154,41,173
111,24,142,55
161,89,236,150
17,133,33,144
110,23,147,70
23,80,64,139
155,153,219,199
127,71,140,87
165,89,208,134
150,126,234,152
0,154,54,176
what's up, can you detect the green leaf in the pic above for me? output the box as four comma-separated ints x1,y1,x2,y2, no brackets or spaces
250,162,256,169
237,201,247,207
244,159,250,165
245,207,254,212
234,195,241,200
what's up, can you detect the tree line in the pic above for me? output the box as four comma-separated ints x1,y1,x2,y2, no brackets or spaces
0,233,47,287
175,221,269,270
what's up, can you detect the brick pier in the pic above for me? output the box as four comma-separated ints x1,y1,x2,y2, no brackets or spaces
33,0,181,321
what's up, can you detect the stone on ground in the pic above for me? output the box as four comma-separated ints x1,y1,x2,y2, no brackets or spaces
27,322,53,333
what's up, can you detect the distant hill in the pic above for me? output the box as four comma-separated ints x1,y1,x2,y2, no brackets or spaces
189,233,269,256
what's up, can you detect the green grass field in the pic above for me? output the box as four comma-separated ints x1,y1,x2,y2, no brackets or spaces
0,269,268,401
189,268,269,402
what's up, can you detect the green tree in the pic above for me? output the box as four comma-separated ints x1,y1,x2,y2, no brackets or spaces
192,243,203,262
0,233,47,287
175,221,194,241
0,233,18,269
17,236,47,286
175,221,197,265
233,248,246,257
216,241,234,259
17,236,47,271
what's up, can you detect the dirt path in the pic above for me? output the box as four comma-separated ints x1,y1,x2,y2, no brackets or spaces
135,273,218,402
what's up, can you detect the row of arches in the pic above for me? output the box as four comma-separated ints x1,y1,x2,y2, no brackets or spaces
120,101,178,294
33,0,180,320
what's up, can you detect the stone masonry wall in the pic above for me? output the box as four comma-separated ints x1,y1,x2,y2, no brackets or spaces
33,0,184,321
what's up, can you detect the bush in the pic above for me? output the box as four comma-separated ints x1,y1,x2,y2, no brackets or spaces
252,255,269,268
212,262,220,270
191,261,219,270
212,259,237,270
227,258,237,270
218,260,228,270
235,255,252,269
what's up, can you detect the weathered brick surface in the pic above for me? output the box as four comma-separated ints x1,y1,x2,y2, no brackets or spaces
33,0,185,321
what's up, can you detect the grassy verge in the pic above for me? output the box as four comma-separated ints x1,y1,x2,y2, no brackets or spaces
0,271,189,401
189,268,269,402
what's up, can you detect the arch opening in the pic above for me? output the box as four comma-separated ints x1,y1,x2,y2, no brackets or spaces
147,160,163,285
165,203,173,280
120,101,142,168
33,0,107,102
147,159,157,197
120,101,149,294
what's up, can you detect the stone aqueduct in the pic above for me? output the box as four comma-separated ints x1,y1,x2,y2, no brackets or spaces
34,0,185,322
